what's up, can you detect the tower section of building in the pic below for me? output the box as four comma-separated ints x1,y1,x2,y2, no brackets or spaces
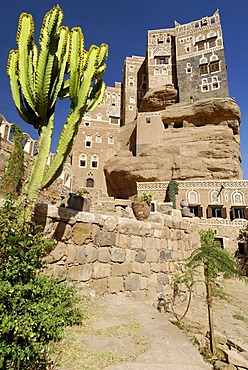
70,82,121,194
146,28,177,91
175,10,229,102
121,56,146,126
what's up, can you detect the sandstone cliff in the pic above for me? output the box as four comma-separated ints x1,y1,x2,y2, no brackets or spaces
104,97,242,198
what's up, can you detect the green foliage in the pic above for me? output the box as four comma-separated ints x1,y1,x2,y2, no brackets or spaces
7,6,108,210
165,180,179,209
186,229,243,284
184,228,244,354
0,125,24,198
0,200,83,369
133,193,153,205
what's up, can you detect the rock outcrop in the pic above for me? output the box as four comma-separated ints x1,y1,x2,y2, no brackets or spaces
104,98,242,198
139,84,178,112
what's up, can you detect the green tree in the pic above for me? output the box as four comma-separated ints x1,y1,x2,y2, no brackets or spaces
0,125,24,198
165,180,179,209
185,229,244,355
7,5,107,214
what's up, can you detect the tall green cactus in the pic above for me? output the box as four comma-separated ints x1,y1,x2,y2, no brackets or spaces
7,5,107,208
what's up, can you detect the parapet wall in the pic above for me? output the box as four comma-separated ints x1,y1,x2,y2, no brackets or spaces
36,204,200,301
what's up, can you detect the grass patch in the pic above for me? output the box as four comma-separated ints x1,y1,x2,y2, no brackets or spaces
232,313,248,323
50,298,148,369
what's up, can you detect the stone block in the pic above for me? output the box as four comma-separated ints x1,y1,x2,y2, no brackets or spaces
119,218,140,235
108,276,124,293
146,250,159,262
72,223,91,245
76,246,86,264
91,224,100,243
99,231,116,246
125,249,136,262
135,250,147,263
157,272,169,285
154,229,163,238
124,274,140,291
66,244,77,264
44,241,66,263
85,243,97,262
147,274,157,287
140,276,148,290
118,233,131,249
92,262,111,279
54,221,72,241
103,216,118,232
150,263,161,272
130,261,143,274
98,247,111,263
67,264,92,281
111,262,130,276
91,278,108,295
130,235,143,250
111,248,126,262
141,262,151,277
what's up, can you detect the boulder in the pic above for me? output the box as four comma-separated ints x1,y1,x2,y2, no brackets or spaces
105,98,242,198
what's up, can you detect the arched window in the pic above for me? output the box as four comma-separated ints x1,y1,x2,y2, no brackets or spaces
85,135,92,148
210,190,221,204
129,96,135,104
188,190,199,204
154,68,160,75
128,76,134,87
201,78,209,92
86,178,94,188
212,76,220,89
185,63,192,74
79,154,87,168
232,191,244,205
91,154,99,169
95,135,102,143
97,113,102,120
108,136,114,144
162,68,168,75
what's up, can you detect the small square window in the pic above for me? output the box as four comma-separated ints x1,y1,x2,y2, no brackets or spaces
84,122,90,127
85,141,92,148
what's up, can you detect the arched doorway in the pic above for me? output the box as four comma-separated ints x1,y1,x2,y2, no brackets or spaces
86,178,94,188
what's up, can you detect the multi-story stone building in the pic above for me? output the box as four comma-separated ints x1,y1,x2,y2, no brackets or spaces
70,82,121,195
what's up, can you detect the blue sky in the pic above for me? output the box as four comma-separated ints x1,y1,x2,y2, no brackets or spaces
0,0,248,177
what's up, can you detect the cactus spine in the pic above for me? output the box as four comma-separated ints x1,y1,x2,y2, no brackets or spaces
7,6,107,208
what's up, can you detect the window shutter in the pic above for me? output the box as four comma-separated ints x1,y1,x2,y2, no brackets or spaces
207,206,212,218
221,207,227,219
244,207,248,220
198,205,203,218
230,207,235,221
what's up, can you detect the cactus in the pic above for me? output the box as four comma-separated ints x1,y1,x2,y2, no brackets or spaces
7,6,107,208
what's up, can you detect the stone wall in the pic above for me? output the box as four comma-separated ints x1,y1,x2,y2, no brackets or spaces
36,204,200,302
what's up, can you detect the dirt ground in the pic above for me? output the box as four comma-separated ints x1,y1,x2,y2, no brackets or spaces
51,278,248,370
166,278,248,354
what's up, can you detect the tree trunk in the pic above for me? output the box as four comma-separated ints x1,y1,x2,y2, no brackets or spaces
206,282,215,354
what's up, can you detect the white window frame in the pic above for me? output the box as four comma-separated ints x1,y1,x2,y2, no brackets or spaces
79,154,87,168
91,154,99,169
95,135,102,143
108,136,114,144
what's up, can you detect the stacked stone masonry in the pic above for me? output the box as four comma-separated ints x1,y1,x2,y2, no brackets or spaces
36,204,200,300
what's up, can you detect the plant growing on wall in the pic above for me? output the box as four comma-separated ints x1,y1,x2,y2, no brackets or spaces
0,124,24,198
7,5,108,213
185,229,244,355
165,180,179,209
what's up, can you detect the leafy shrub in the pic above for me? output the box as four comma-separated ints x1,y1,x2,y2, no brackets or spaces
0,200,83,369
132,193,153,205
